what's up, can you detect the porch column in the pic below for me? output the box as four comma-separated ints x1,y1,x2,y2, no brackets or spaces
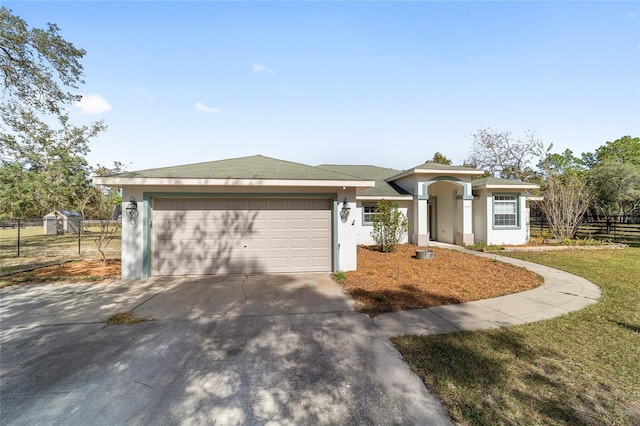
416,198,429,246
461,198,474,244
454,183,475,245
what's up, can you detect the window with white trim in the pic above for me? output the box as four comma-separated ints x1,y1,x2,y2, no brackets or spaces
493,195,518,227
362,203,377,225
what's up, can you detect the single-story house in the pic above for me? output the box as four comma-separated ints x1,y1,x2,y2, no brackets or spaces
94,155,538,279
43,210,82,235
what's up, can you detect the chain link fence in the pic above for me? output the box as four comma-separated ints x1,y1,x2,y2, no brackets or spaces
1,219,121,269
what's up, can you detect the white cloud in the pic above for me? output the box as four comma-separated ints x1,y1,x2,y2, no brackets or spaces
252,63,275,75
194,102,220,113
74,93,112,115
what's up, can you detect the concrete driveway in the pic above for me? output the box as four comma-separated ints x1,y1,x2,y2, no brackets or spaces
0,274,451,425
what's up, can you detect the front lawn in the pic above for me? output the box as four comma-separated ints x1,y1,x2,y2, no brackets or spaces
0,259,121,287
393,248,640,425
0,225,121,275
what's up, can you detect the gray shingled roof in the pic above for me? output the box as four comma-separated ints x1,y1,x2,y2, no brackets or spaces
471,177,536,187
104,155,370,181
317,165,411,197
407,162,481,172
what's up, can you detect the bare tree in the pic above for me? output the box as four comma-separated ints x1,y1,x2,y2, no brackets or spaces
466,128,547,181
541,173,591,240
90,186,120,266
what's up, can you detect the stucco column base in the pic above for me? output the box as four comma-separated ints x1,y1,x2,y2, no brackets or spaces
455,232,474,246
416,233,430,246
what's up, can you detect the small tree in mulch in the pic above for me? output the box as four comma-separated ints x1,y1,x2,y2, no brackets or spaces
371,200,408,253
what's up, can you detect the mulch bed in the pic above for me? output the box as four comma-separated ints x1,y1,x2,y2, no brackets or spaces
339,244,542,316
1,260,120,286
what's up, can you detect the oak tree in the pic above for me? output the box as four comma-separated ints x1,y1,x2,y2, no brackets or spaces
466,128,547,181
0,7,107,218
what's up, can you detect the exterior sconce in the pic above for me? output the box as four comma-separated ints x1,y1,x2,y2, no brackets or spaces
126,196,139,223
339,198,351,223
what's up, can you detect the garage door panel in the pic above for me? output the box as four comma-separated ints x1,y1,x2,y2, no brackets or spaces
312,237,330,249
290,219,310,230
154,199,180,210
156,229,246,241
154,219,231,231
312,256,331,268
290,257,310,268
268,200,288,209
289,199,311,210
311,218,330,230
268,218,287,231
154,247,243,260
290,238,310,249
247,199,267,210
152,198,332,275
269,238,287,249
155,240,243,252
155,211,231,221
245,238,267,250
155,256,251,275
251,218,267,230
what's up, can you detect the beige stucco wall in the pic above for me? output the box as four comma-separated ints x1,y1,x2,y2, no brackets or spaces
353,201,411,246
120,185,358,279
472,189,489,244
483,190,530,246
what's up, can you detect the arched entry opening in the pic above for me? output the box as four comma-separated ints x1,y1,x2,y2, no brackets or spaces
422,177,474,245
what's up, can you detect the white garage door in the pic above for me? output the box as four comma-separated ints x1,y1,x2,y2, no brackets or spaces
152,198,332,275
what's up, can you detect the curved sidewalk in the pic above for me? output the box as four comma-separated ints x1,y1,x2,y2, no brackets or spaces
374,243,602,337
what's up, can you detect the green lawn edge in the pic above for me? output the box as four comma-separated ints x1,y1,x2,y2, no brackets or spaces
392,248,640,426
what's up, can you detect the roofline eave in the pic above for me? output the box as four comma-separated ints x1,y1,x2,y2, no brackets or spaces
387,168,485,181
92,177,376,189
356,195,414,201
473,184,540,190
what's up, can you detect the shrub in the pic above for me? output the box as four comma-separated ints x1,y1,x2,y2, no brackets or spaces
370,200,408,253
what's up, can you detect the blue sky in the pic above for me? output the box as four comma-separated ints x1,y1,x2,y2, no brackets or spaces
6,1,640,172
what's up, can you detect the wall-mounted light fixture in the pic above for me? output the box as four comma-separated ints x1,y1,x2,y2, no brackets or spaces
126,196,139,224
339,198,351,223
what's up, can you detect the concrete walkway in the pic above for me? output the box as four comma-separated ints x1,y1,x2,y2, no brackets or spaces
375,243,602,337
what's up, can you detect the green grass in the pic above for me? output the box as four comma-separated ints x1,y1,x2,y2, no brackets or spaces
105,311,153,325
1,226,120,251
332,271,347,282
392,248,640,425
0,225,121,274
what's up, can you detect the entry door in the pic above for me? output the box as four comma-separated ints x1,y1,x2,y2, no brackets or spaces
428,198,437,242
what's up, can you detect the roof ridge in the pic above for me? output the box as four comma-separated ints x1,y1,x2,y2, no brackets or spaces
99,155,374,181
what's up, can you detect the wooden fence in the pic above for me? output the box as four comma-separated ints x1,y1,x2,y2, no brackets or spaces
530,216,640,243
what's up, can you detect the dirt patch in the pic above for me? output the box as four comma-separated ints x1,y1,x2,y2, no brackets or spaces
1,260,121,286
339,245,542,316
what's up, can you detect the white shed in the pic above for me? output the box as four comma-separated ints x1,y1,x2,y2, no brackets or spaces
43,210,83,235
